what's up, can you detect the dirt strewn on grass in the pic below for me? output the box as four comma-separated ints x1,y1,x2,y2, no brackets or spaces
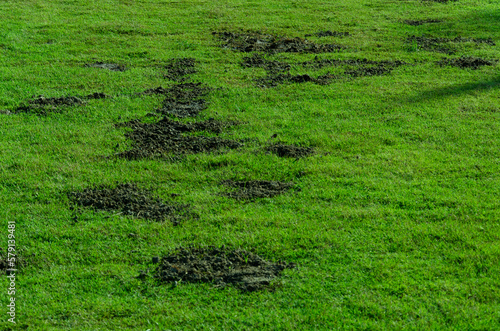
213,31,345,53
220,180,295,200
403,19,442,26
241,53,291,73
164,58,197,81
116,117,241,159
266,143,315,158
406,35,495,54
13,93,109,115
84,62,127,71
68,183,194,225
305,30,350,38
155,246,295,292
437,56,498,69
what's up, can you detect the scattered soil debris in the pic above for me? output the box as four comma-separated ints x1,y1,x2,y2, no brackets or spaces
422,0,457,3
305,30,350,38
12,93,109,115
68,183,194,225
266,143,315,158
164,58,197,81
406,35,495,54
256,72,339,87
220,180,295,200
403,19,442,26
301,57,406,70
141,83,210,117
241,53,291,73
85,62,127,71
116,117,241,159
437,56,498,69
154,245,295,292
213,31,345,53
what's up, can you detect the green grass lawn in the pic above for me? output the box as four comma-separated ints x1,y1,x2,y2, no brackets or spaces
1,0,500,329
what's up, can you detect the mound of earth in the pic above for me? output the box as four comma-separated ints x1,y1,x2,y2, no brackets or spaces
13,93,108,115
164,58,197,81
266,143,315,158
437,56,498,69
403,19,442,26
213,31,344,53
220,180,295,200
84,62,127,71
154,246,295,292
68,183,194,225
241,53,291,73
406,35,495,54
141,83,210,117
116,117,241,159
305,30,350,38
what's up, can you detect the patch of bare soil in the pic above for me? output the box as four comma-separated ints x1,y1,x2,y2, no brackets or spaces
13,93,109,115
305,30,350,38
220,180,296,200
164,58,197,81
406,35,495,54
266,143,315,158
213,31,345,53
154,245,295,292
141,83,210,117
403,19,442,26
437,56,498,69
241,53,291,73
115,117,241,159
85,62,127,71
68,183,194,225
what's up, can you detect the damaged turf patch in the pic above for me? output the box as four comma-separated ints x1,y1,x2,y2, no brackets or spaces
241,53,291,73
68,183,195,225
406,35,495,54
403,19,442,26
85,62,127,71
213,31,345,53
115,117,241,159
164,58,197,81
13,92,109,115
305,30,350,38
220,180,296,200
437,56,498,69
266,143,315,158
154,246,295,292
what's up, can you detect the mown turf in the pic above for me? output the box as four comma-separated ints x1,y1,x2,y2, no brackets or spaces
1,0,499,329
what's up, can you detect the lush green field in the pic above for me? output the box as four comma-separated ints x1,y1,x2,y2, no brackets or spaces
1,0,499,329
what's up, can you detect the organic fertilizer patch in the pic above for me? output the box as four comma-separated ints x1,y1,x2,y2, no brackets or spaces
68,183,194,225
241,53,291,73
266,143,315,158
13,93,109,115
164,58,197,81
406,35,495,54
115,117,241,159
213,31,345,53
437,56,498,69
220,180,295,200
85,62,127,71
154,246,295,292
305,30,350,38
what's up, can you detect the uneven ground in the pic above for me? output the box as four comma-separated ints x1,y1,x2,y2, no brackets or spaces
0,0,499,329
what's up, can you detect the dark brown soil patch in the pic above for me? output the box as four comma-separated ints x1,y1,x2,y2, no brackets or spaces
164,58,197,81
154,246,295,292
256,73,339,87
85,62,127,71
437,56,498,69
213,31,345,53
403,19,442,26
13,93,109,115
301,57,406,70
68,183,194,225
115,117,241,159
241,53,291,73
141,83,210,117
220,180,295,200
266,143,315,158
305,30,350,38
406,35,495,54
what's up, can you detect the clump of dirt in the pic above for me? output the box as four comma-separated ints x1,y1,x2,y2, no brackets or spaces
241,53,291,73
266,143,315,158
13,93,109,115
141,83,210,117
437,56,498,69
115,117,241,159
305,30,350,38
406,35,495,54
154,245,295,292
220,180,295,200
403,19,442,26
68,183,194,225
213,31,345,53
164,58,197,81
85,62,127,71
